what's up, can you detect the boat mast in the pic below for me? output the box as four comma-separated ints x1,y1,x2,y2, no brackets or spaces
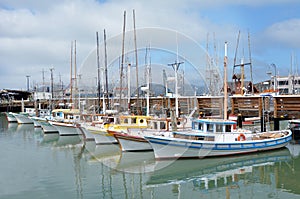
104,29,110,110
74,40,77,109
248,31,254,94
96,32,101,113
145,46,151,116
119,11,126,113
70,41,73,106
133,9,140,114
224,42,228,120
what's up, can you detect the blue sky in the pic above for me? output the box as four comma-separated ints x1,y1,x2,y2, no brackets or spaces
0,0,300,91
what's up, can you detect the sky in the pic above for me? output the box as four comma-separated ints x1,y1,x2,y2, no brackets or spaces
1,0,300,91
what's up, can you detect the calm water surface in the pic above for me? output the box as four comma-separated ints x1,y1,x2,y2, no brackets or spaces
0,115,300,199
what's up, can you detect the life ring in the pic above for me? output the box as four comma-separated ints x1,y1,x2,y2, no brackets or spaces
237,133,246,141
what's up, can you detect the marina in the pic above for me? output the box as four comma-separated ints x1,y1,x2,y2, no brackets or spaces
0,115,300,198
1,1,300,198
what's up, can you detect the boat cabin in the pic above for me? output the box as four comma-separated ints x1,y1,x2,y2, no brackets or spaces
52,109,80,123
192,119,236,133
118,115,152,128
174,119,237,141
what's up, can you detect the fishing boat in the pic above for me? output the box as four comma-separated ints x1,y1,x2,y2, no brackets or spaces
144,118,292,159
40,121,59,134
12,113,34,124
82,115,120,144
48,109,82,136
29,116,48,128
4,112,17,123
110,117,188,152
83,115,152,145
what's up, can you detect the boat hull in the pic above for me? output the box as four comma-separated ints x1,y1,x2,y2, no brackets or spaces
50,122,82,136
5,113,17,123
92,130,118,144
79,127,95,141
113,132,152,152
13,113,33,124
145,131,292,159
40,121,58,134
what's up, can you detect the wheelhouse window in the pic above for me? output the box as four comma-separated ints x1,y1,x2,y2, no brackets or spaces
160,121,166,130
216,124,223,132
153,122,158,129
207,124,214,132
132,118,137,124
198,123,203,131
225,125,232,132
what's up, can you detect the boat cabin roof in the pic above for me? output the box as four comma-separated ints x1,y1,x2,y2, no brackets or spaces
194,119,236,125
52,109,80,114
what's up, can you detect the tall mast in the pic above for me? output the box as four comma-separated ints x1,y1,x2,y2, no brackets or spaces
248,31,254,94
145,46,151,116
104,29,109,110
119,10,126,112
70,41,73,105
224,42,228,120
96,32,101,113
74,40,77,109
133,9,140,114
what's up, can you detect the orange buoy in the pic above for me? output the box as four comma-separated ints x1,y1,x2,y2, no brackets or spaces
237,133,246,141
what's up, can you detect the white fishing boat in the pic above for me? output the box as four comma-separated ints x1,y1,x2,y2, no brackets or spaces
40,121,59,134
29,116,47,128
4,112,17,123
82,115,119,144
12,113,34,124
84,115,152,145
110,117,185,152
49,109,82,136
50,121,82,136
144,119,292,159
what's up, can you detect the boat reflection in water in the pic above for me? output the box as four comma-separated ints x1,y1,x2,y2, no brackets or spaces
116,151,156,173
146,148,293,198
54,135,83,148
7,122,18,132
40,133,60,146
16,123,34,132
87,143,121,170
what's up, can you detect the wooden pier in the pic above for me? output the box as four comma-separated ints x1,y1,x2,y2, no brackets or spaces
1,94,300,122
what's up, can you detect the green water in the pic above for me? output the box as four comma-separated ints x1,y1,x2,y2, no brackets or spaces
0,115,300,199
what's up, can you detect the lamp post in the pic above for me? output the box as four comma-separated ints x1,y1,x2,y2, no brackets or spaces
26,75,30,91
270,63,277,93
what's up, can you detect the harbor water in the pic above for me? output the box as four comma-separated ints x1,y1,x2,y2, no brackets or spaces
1,115,300,199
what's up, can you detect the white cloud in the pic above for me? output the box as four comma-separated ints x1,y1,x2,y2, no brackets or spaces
0,0,299,89
264,18,300,48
